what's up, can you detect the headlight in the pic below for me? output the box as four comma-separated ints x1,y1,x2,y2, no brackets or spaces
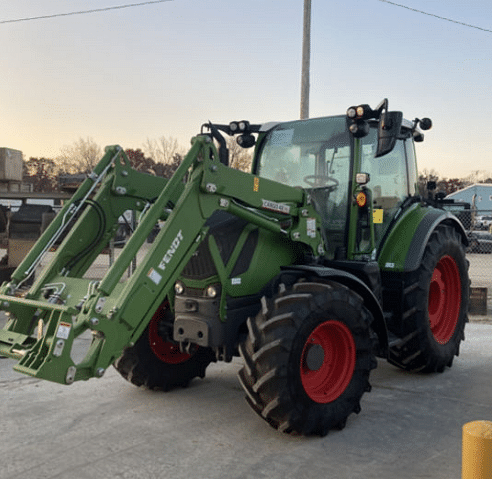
238,121,249,131
206,285,218,298
346,106,357,118
174,281,185,295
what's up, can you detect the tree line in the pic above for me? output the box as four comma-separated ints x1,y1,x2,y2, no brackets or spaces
23,136,253,192
418,169,492,198
24,137,487,196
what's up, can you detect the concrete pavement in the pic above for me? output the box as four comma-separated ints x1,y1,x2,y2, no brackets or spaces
0,318,491,479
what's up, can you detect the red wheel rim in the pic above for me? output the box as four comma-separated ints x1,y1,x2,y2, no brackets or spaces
148,305,191,364
428,255,461,344
300,320,356,404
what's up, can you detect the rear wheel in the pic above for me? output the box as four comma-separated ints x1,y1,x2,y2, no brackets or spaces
388,225,469,372
114,302,216,390
237,279,377,436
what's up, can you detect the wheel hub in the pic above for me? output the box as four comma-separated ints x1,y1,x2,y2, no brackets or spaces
305,343,325,371
300,320,356,404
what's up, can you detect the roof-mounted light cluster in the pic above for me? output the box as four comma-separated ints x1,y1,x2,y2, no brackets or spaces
228,120,256,148
346,99,389,139
229,120,250,133
346,104,374,121
346,115,370,138
347,99,388,122
201,120,261,157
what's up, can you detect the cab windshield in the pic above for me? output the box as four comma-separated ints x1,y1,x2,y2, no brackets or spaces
257,116,350,190
256,116,351,258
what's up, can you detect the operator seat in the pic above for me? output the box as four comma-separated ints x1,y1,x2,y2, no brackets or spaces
309,188,347,259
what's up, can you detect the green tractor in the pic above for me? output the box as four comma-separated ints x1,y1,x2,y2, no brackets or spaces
0,100,469,436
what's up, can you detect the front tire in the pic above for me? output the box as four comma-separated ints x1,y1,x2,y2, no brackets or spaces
114,302,216,390
237,279,377,436
388,225,469,372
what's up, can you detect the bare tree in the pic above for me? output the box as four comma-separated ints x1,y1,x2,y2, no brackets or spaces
142,136,184,165
143,135,252,173
226,136,253,172
153,153,183,178
418,168,440,197
465,170,492,184
23,157,59,192
58,137,102,174
125,148,157,174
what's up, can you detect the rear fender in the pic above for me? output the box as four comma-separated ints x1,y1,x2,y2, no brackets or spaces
378,204,468,273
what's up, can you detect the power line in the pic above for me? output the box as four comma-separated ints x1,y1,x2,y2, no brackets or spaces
0,0,173,25
378,0,492,33
2,0,489,34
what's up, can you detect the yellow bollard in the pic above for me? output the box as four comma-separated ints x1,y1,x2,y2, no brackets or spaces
462,420,492,479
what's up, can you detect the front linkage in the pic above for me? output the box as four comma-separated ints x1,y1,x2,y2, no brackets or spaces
0,133,324,385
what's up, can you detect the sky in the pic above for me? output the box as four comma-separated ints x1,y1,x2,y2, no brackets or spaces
0,0,491,178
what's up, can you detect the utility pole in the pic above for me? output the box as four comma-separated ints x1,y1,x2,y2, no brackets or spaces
300,0,311,120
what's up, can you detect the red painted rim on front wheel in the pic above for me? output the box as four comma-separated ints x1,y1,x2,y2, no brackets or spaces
428,255,461,345
148,306,192,364
300,320,356,404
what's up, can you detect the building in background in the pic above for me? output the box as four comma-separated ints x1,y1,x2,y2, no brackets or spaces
447,184,492,211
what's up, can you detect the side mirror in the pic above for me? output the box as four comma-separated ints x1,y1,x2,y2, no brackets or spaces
375,111,403,158
419,118,432,130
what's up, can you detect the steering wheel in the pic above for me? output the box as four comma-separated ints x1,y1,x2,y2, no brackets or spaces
303,175,339,189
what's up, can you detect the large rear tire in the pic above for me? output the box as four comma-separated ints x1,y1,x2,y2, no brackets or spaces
237,279,377,436
388,225,469,372
114,302,216,390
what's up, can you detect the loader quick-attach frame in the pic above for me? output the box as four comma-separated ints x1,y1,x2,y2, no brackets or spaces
0,134,324,384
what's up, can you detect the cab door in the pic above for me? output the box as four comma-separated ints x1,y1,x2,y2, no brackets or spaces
354,129,417,255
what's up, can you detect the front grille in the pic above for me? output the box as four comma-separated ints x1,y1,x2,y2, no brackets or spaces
181,240,217,280
180,211,256,281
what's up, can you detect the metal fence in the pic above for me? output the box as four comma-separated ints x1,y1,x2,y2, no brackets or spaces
462,209,492,317
439,206,492,253
461,210,492,256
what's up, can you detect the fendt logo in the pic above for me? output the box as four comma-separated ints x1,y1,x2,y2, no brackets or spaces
158,230,184,271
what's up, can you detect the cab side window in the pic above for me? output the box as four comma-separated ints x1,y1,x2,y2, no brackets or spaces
405,138,418,196
361,137,409,247
362,139,408,207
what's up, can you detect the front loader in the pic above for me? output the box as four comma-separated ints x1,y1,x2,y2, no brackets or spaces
0,100,469,436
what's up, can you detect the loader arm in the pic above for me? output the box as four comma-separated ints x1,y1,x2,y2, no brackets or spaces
0,135,324,385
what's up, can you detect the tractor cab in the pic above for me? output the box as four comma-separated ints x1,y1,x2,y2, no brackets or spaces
253,100,429,261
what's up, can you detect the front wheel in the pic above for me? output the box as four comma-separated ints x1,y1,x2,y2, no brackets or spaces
114,302,216,390
388,225,469,372
237,279,377,436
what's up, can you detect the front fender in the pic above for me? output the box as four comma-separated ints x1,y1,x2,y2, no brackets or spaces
285,265,388,356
